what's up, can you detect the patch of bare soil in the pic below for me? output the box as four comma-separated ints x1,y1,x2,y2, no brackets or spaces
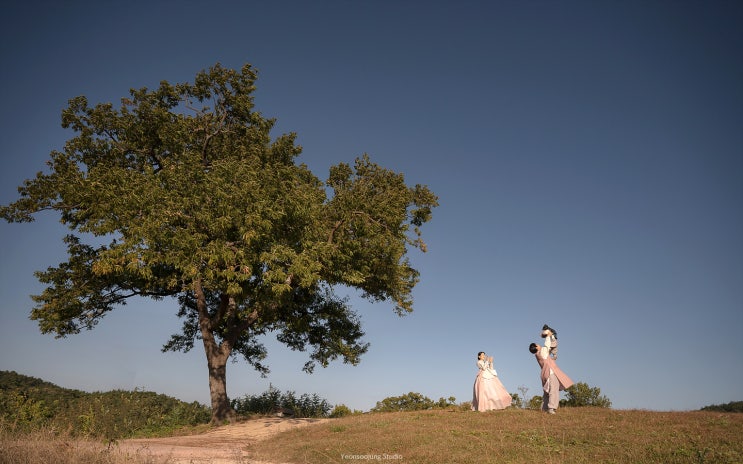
113,417,330,464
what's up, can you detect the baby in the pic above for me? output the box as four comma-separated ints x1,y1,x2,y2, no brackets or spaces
541,324,558,360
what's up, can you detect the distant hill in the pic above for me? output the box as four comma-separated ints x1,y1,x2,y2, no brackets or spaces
700,401,743,413
0,370,68,390
0,370,88,403
0,370,211,438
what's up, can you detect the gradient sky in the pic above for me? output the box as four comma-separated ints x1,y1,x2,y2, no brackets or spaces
1,1,741,412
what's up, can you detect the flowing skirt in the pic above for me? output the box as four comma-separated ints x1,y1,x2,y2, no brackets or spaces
472,373,512,411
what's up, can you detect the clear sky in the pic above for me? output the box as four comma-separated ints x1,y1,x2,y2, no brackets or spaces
1,1,741,412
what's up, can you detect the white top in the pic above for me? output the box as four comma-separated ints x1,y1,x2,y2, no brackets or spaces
538,345,554,376
477,359,498,378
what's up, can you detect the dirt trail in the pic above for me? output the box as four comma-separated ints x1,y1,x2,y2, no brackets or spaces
113,417,329,463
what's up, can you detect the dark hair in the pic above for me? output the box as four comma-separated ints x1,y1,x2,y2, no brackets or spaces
477,351,485,359
529,343,538,354
542,324,557,339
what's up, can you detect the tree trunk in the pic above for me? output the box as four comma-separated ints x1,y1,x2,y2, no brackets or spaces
206,349,236,425
193,280,237,425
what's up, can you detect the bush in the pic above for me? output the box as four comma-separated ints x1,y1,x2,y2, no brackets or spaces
56,389,210,438
560,382,612,408
231,385,332,418
0,371,211,439
370,392,456,413
527,395,543,410
456,401,473,412
329,404,363,418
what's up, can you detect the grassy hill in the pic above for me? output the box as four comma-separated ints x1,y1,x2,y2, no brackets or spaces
249,407,743,464
0,370,210,439
2,371,742,464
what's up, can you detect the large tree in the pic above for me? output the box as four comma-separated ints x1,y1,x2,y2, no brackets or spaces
0,63,437,424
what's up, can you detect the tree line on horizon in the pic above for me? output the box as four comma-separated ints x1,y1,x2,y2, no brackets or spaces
4,369,738,441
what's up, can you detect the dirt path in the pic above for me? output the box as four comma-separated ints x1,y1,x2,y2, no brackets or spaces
113,417,330,463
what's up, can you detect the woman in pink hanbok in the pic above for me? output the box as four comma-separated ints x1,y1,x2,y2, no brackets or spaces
472,351,512,411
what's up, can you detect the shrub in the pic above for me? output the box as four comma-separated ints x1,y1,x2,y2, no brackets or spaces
231,385,332,418
370,392,456,413
329,404,363,418
0,371,211,439
527,395,543,410
560,382,612,408
456,401,473,412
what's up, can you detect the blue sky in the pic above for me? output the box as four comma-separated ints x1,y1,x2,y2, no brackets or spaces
1,1,741,412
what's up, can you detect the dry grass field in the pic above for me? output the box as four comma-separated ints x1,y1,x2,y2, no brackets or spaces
250,407,742,464
1,426,134,464
1,407,741,463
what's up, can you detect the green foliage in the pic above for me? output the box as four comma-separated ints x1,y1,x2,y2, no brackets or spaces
0,371,210,439
510,393,523,409
0,63,437,424
561,381,612,408
3,390,54,427
231,385,332,418
701,401,743,413
457,401,473,412
370,392,456,413
527,395,544,410
437,396,458,408
329,404,363,418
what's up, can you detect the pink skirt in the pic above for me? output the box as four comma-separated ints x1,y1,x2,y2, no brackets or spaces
472,373,512,411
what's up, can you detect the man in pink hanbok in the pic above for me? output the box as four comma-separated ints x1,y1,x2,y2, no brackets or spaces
529,342,573,414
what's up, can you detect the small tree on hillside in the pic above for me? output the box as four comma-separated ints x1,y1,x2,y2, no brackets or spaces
370,392,454,412
560,382,612,408
527,395,543,410
0,63,438,424
517,384,529,409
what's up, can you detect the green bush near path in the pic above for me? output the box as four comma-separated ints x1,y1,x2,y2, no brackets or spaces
0,371,210,439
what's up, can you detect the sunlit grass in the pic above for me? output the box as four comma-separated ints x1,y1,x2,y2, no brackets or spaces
3,408,741,464
248,408,743,464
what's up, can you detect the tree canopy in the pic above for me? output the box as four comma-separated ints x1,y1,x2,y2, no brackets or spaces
561,382,612,408
0,63,438,423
